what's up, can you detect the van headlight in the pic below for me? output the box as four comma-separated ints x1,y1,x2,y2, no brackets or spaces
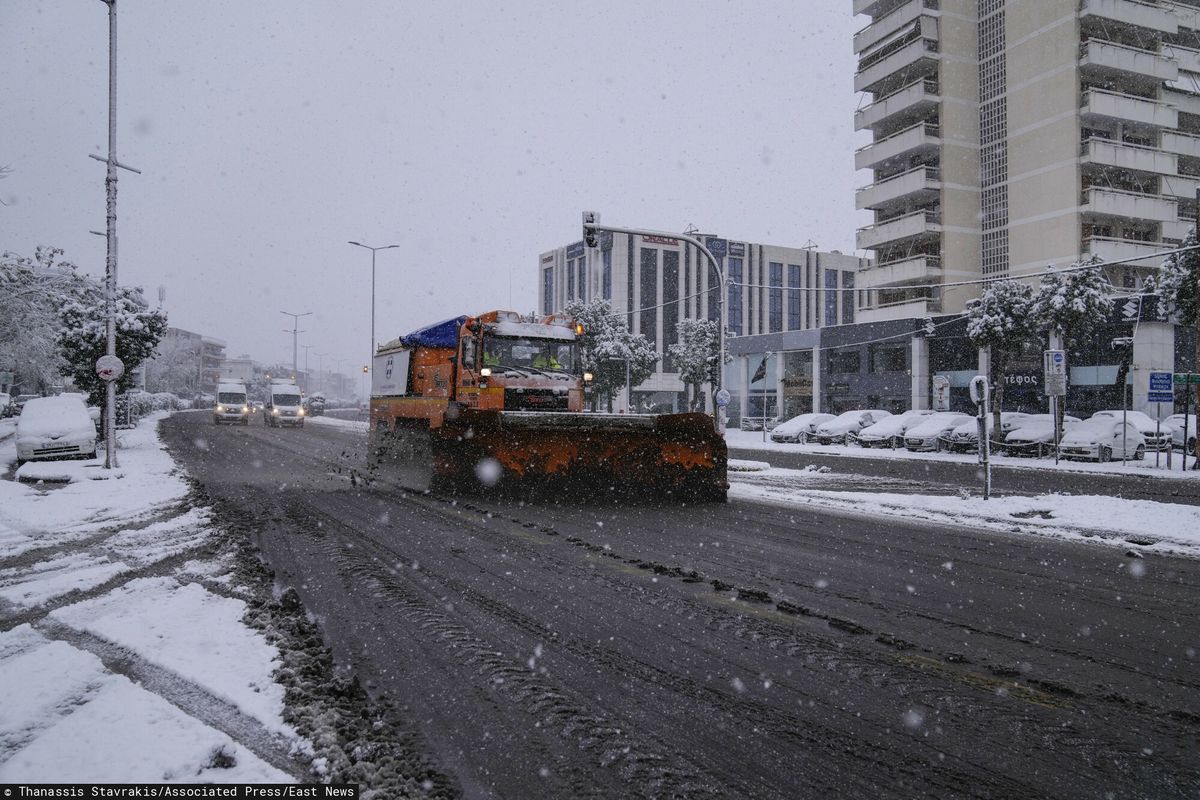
216,404,225,412
242,406,249,413
273,408,280,415
298,408,306,416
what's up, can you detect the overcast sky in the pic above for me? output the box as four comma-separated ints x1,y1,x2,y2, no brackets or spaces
2,1,868,378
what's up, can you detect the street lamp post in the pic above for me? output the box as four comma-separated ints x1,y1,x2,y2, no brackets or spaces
301,344,314,392
315,352,328,395
280,311,311,384
348,241,399,367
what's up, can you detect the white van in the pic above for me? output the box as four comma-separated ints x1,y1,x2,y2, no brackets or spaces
213,381,250,425
265,381,305,428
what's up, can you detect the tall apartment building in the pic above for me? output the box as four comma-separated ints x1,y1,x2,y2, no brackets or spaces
852,0,1200,320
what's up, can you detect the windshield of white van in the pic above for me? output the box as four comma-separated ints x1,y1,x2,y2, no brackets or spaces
218,393,247,405
274,394,301,406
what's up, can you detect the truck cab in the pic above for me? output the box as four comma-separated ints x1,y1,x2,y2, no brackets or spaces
457,311,584,413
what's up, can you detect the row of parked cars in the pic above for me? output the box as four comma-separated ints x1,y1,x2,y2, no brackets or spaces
766,408,1197,462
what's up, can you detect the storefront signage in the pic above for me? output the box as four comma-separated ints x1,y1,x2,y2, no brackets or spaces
705,237,728,256
565,241,585,259
643,235,679,246
727,241,744,257
541,253,554,264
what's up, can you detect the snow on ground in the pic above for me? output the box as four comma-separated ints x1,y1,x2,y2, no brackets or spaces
0,412,192,559
725,428,1200,480
732,466,1200,558
308,415,368,433
0,411,301,782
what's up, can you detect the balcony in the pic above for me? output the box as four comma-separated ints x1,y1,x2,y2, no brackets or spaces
1161,172,1200,199
855,78,939,131
1083,236,1174,264
1162,86,1200,116
1081,186,1177,221
855,121,941,170
854,0,940,54
856,255,941,289
854,0,911,17
856,209,943,250
1162,216,1194,239
1162,129,1200,158
1164,1,1200,32
1081,88,1177,129
855,165,942,210
1080,137,1176,174
1080,39,1178,82
1164,42,1200,74
854,37,939,94
1080,0,1178,35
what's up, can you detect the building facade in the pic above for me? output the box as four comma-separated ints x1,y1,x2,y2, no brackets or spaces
143,327,226,398
538,234,869,415
848,0,1198,416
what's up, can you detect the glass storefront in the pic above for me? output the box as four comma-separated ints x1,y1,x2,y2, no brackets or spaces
781,350,813,418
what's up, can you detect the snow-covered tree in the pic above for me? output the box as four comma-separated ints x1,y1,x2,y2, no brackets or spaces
143,336,201,396
1150,229,1200,464
1032,260,1113,429
0,247,90,393
564,298,658,411
966,279,1036,437
56,283,168,406
668,318,721,411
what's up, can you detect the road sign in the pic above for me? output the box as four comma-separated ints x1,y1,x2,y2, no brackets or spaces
714,388,731,408
1149,371,1175,403
932,375,950,411
1043,350,1066,397
95,355,124,382
1175,373,1200,386
0,371,12,386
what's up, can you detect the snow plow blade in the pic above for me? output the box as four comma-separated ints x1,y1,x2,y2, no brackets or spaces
433,410,728,501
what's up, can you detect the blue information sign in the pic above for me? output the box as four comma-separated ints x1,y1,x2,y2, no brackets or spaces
1148,371,1174,403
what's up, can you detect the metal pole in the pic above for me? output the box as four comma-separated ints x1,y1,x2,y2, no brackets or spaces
1185,374,1193,472
1156,403,1161,469
625,358,631,412
103,0,118,469
348,242,398,369
281,311,311,383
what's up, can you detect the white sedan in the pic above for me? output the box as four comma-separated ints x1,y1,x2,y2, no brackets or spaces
812,409,892,445
15,394,98,466
856,410,935,448
770,412,835,443
1058,417,1146,462
1089,410,1173,451
1003,414,1082,456
944,412,1030,453
1164,413,1197,452
903,412,973,452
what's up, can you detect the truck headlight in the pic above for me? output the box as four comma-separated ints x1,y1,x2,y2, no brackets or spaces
480,367,492,377
583,371,593,382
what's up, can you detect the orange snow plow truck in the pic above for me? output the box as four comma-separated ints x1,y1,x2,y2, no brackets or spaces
369,310,727,500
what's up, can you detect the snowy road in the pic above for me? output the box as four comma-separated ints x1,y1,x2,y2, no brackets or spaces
163,411,1200,799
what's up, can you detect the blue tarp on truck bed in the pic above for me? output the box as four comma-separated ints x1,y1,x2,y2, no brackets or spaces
399,315,468,348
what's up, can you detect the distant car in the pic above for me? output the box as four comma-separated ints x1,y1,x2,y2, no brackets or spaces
0,392,11,418
1003,414,1082,456
770,412,836,443
1163,413,1197,452
944,412,1030,453
856,409,936,448
903,412,973,452
812,409,892,445
15,394,98,466
1088,410,1173,452
1058,417,1146,462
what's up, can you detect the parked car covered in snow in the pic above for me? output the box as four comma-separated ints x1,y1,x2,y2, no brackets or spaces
769,412,835,443
903,412,973,452
855,409,935,448
1089,410,1173,452
1164,413,1197,452
1002,414,1082,456
812,409,891,445
0,392,12,418
944,412,1030,453
1058,417,1146,462
740,415,781,432
15,394,98,466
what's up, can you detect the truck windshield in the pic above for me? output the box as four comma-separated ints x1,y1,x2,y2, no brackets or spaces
482,336,577,372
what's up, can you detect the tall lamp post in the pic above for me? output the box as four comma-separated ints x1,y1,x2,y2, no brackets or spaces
280,310,311,383
348,241,398,367
315,352,328,395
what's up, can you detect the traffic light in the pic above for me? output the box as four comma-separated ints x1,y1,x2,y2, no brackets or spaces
582,210,599,248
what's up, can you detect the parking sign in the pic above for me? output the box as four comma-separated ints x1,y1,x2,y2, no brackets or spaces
1148,371,1174,404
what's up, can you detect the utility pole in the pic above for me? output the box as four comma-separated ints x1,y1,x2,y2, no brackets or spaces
280,311,311,383
91,0,140,469
348,241,399,368
301,344,314,392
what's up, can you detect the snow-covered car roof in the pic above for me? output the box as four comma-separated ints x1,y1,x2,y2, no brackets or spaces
1006,415,1083,440
1060,417,1143,443
951,411,1029,435
1090,410,1172,431
858,412,929,437
816,409,890,433
771,412,834,436
16,395,96,439
905,413,972,436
